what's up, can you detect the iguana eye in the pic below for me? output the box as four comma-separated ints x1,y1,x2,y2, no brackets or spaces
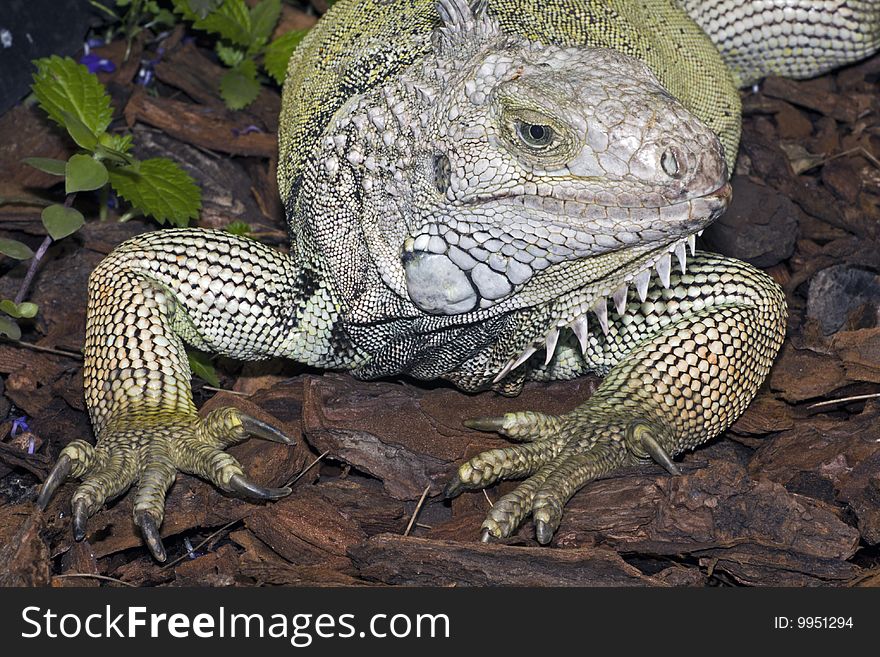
661,149,681,178
516,121,555,148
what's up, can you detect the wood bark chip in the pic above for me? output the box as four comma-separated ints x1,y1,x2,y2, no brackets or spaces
244,485,367,566
232,529,368,586
761,76,869,124
729,395,794,435
154,41,281,132
552,452,860,562
769,343,847,402
702,175,799,268
696,546,861,586
349,534,666,586
55,540,101,587
124,88,277,158
0,507,50,586
0,105,73,203
832,328,880,384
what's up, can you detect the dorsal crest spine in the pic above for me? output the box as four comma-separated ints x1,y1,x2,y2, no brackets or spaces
434,0,500,56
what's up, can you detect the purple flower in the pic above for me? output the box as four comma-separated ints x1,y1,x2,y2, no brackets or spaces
182,537,202,559
136,67,154,87
135,47,166,88
231,125,263,137
80,53,116,74
10,416,29,438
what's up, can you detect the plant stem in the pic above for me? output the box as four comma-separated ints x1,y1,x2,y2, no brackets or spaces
13,192,76,305
13,235,52,305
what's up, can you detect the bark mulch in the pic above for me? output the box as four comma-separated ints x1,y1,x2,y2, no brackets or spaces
1,14,880,586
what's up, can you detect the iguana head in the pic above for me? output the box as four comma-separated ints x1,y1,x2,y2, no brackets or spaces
319,0,731,381
397,0,729,322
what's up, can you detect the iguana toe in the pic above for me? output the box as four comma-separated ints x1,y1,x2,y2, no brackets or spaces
37,407,292,561
450,413,662,543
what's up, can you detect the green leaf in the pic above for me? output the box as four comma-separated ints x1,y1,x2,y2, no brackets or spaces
174,0,251,46
66,154,109,193
188,351,220,387
219,59,260,110
151,8,177,26
0,300,38,319
41,204,85,240
224,220,252,237
100,132,134,155
96,133,135,166
31,55,113,137
215,41,245,68
249,0,281,51
185,0,223,19
0,316,22,340
108,158,201,227
60,111,99,150
94,144,135,166
263,29,307,85
22,157,67,176
17,302,38,319
0,238,34,260
0,300,19,317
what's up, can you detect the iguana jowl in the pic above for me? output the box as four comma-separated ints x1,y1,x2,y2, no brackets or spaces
37,0,880,559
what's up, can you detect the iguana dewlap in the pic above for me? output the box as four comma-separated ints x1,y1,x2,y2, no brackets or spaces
37,0,880,560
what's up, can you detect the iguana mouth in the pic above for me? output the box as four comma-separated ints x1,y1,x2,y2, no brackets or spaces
489,228,705,382
477,181,731,236
473,180,731,214
487,182,732,381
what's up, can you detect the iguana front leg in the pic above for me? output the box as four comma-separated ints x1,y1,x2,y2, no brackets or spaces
446,252,787,543
37,228,340,561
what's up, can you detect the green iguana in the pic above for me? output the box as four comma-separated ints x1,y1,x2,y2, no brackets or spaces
37,0,880,561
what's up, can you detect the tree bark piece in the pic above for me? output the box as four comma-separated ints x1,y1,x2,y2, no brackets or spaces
349,534,666,586
124,89,277,158
0,507,50,586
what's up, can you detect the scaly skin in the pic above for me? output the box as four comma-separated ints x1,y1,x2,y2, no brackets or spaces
37,0,880,559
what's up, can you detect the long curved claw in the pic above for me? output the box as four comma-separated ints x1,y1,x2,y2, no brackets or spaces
239,414,294,445
137,511,167,563
642,433,681,475
463,417,507,432
463,412,561,442
535,520,555,545
227,473,291,500
443,475,465,500
629,421,681,476
534,508,562,546
72,498,89,542
36,453,72,509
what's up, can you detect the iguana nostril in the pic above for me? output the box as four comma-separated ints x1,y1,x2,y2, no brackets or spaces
433,153,452,194
661,149,681,178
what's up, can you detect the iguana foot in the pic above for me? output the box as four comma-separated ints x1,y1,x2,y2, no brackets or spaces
447,411,678,544
37,407,293,561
